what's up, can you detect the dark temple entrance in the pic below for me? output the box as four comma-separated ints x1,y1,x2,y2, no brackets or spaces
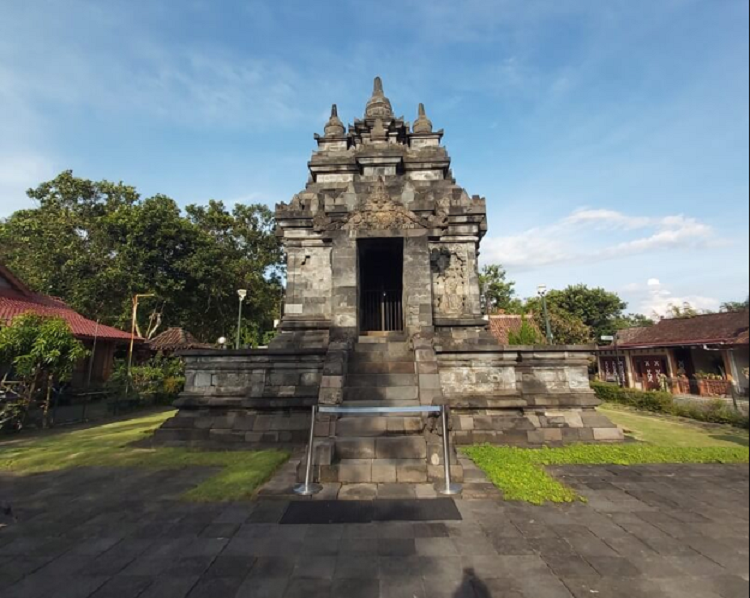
359,239,404,333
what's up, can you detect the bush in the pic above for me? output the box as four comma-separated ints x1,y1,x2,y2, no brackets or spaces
592,381,749,429
591,381,674,413
508,317,543,346
107,357,185,406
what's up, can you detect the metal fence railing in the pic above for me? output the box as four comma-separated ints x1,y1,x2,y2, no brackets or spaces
294,405,462,497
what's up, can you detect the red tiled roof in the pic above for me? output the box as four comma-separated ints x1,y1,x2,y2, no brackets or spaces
148,328,212,352
616,311,750,348
0,264,135,343
488,314,540,345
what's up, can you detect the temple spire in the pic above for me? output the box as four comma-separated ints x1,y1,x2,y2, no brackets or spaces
413,103,434,134
365,76,393,120
324,104,345,137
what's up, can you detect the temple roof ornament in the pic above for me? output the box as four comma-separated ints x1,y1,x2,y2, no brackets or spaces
413,103,434,134
324,104,346,138
370,118,387,142
365,77,394,120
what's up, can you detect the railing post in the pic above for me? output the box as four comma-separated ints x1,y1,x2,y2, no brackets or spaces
294,405,323,497
439,405,463,496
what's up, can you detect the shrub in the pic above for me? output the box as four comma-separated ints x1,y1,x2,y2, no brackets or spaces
0,314,89,430
108,357,185,406
508,317,543,346
591,381,674,413
592,381,749,429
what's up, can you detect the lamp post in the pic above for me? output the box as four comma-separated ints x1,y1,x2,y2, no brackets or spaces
538,285,554,345
236,290,248,350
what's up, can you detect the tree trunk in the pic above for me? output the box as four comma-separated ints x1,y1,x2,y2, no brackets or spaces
42,375,53,429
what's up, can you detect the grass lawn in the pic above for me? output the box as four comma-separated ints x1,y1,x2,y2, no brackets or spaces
0,411,290,502
600,404,749,448
465,404,750,506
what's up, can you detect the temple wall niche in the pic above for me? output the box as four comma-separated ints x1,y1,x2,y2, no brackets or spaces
430,243,479,319
284,246,332,319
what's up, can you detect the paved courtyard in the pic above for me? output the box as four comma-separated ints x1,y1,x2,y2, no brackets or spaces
0,464,748,598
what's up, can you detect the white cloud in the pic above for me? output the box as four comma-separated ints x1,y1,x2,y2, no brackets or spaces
635,278,721,318
564,209,652,230
481,207,718,271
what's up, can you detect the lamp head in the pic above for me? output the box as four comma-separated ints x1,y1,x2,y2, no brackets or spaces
218,337,227,346
237,289,248,301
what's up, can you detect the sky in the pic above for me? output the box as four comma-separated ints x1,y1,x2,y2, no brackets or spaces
1,0,748,318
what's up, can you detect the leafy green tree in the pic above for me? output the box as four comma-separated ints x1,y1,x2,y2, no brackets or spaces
614,313,655,330
528,285,628,340
0,315,89,429
531,307,594,345
507,317,544,346
479,265,522,314
663,302,709,319
0,171,283,343
721,298,750,313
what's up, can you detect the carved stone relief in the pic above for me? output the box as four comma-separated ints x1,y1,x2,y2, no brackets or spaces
431,246,469,317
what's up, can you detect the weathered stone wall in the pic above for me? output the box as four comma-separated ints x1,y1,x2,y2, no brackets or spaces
437,345,625,446
154,348,327,447
284,245,332,320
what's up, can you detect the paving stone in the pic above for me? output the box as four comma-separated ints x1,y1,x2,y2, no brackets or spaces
292,556,336,579
331,578,380,598
334,555,380,579
236,576,289,598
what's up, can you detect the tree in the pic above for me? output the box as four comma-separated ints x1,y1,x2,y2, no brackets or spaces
721,298,750,313
614,313,655,330
525,285,627,341
0,315,88,429
532,308,594,345
507,317,544,346
662,302,708,319
0,171,284,343
479,265,522,314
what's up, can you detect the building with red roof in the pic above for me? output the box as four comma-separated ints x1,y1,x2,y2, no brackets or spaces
0,262,137,386
598,311,750,397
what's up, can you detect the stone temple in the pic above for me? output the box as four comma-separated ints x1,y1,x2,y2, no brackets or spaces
156,78,624,484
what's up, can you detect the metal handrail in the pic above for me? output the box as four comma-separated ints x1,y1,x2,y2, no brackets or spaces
294,404,462,497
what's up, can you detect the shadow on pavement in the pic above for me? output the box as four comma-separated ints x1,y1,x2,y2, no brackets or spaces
455,568,492,598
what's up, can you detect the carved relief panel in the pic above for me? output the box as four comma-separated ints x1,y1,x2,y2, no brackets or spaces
430,244,470,318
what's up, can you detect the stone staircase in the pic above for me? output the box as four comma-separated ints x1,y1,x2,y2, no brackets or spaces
301,335,463,485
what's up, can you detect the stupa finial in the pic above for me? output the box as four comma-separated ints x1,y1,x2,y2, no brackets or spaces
365,76,393,119
413,103,434,134
324,103,345,138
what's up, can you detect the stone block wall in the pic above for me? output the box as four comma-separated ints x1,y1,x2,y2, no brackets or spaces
284,245,332,320
437,345,625,446
153,346,327,448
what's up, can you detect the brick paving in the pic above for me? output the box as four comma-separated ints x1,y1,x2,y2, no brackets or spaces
0,464,747,598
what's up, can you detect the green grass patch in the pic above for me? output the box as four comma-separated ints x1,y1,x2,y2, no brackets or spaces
464,407,749,506
0,411,290,502
600,404,749,449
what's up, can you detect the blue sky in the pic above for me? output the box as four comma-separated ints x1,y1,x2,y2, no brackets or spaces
1,0,748,317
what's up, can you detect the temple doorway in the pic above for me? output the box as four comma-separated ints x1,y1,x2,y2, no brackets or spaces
359,239,404,333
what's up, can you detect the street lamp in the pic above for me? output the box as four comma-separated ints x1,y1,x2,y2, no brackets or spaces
537,285,554,345
236,290,248,350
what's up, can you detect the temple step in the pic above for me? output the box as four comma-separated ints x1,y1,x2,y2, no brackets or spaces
336,436,428,460
346,374,418,388
336,416,424,437
343,386,419,402
348,361,417,375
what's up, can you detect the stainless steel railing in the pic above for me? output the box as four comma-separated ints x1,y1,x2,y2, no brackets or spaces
294,405,462,497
